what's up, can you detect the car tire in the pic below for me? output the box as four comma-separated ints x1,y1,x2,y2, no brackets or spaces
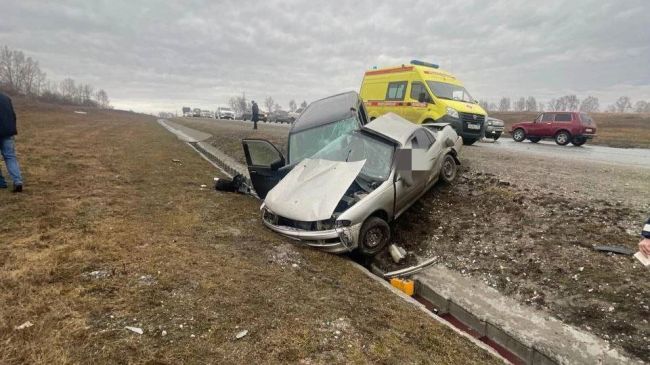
528,137,541,143
358,217,390,256
493,132,501,141
571,137,587,146
440,154,457,183
555,131,570,145
512,128,526,142
463,138,477,146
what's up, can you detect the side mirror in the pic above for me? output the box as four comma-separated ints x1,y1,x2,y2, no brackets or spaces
418,92,427,103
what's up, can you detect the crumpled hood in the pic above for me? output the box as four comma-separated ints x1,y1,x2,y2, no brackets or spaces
264,158,366,222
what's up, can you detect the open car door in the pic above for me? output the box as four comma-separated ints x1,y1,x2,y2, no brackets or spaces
242,139,288,199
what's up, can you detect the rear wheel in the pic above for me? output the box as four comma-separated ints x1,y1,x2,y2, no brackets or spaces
512,128,526,142
358,217,390,256
440,154,458,183
528,137,541,143
463,138,477,146
555,131,570,145
572,137,587,146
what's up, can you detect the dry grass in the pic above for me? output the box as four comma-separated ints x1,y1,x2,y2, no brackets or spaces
489,111,650,148
0,100,499,364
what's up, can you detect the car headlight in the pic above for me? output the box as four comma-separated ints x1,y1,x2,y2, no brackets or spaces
446,106,459,119
487,121,493,126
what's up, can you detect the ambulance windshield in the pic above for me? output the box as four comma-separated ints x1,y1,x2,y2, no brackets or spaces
427,81,474,103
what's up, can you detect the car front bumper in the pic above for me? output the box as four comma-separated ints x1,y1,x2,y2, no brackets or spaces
261,210,360,254
485,125,504,135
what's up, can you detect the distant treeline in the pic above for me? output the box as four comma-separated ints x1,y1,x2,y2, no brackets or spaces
0,45,111,108
480,95,650,113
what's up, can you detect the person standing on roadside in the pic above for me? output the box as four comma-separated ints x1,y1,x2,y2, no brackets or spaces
251,100,259,130
639,218,650,257
0,92,23,193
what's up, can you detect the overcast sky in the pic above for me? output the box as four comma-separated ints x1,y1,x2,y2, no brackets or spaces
1,0,649,113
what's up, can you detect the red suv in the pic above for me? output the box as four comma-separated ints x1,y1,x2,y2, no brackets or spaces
510,112,597,146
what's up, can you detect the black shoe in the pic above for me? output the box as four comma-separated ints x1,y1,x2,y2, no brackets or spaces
12,184,22,193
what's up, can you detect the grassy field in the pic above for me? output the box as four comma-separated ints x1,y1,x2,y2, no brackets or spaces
0,100,500,364
489,111,650,148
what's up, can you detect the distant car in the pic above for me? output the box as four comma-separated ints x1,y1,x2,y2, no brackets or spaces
183,111,193,117
193,108,201,117
242,92,462,256
241,111,268,122
268,110,294,124
483,116,504,140
216,107,235,120
510,112,597,146
200,110,214,118
288,108,304,121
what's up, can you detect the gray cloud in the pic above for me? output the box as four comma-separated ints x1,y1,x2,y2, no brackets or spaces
1,0,649,112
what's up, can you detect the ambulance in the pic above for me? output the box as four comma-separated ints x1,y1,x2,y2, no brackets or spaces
360,60,486,145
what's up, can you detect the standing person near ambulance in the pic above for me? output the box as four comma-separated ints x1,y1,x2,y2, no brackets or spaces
640,218,650,257
251,100,259,130
0,91,23,193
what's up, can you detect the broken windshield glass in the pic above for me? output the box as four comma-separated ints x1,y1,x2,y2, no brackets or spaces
288,117,359,164
312,130,393,182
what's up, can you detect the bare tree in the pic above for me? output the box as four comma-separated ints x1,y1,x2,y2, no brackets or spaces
514,97,526,111
525,96,537,111
579,96,599,112
498,97,510,112
565,95,579,111
273,102,282,112
634,100,650,113
614,96,632,113
288,100,297,112
95,89,111,109
478,99,489,111
264,96,275,113
488,102,497,111
60,78,76,102
300,100,308,109
538,102,545,112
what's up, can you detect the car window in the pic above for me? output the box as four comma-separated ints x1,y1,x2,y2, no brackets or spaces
541,113,554,122
245,140,283,167
386,81,407,101
410,82,427,101
288,117,359,164
554,113,572,122
410,129,433,150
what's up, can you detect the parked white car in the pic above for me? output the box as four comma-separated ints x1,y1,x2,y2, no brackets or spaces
216,107,235,120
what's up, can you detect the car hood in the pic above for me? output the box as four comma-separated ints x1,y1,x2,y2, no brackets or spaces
264,158,366,222
443,99,486,115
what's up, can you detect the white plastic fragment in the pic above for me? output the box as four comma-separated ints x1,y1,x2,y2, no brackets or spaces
125,326,143,334
235,329,248,339
15,321,34,330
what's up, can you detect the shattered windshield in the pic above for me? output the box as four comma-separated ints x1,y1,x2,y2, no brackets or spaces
288,117,359,164
312,130,393,182
426,81,473,102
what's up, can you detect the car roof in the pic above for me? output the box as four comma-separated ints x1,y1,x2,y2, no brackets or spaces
289,91,359,134
362,112,419,145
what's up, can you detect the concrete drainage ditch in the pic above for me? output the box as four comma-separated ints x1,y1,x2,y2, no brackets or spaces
159,119,641,365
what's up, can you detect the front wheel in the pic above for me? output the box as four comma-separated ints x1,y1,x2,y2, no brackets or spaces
440,154,458,183
572,137,587,146
358,217,390,256
493,132,502,141
463,138,477,146
555,131,570,145
512,128,526,142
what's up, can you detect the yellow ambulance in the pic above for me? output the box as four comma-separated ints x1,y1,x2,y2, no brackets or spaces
360,60,487,145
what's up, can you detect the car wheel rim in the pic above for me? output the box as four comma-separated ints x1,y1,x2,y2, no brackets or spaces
558,134,567,143
443,158,454,179
514,130,523,140
365,227,384,248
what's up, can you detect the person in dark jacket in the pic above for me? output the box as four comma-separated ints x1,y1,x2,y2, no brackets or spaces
251,100,259,130
0,92,23,192
639,218,650,257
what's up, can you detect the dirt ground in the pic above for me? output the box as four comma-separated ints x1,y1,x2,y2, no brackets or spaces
174,116,650,362
489,111,650,149
0,101,500,364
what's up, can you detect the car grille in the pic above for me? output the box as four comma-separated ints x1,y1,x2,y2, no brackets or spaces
460,112,485,132
263,209,335,231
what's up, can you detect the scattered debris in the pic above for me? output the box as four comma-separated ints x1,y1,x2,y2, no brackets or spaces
161,330,167,336
125,326,143,335
200,184,207,189
171,159,182,163
235,329,248,339
15,321,34,330
291,263,299,268
73,111,87,114
137,274,156,286
593,245,635,256
214,174,248,193
82,270,111,279
389,244,407,264
634,252,650,266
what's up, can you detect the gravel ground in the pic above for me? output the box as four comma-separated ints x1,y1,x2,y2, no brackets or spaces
174,117,650,361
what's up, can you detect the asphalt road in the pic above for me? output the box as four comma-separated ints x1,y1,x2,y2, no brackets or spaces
475,138,650,169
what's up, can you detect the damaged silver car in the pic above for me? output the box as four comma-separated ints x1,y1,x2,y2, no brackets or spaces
243,93,462,256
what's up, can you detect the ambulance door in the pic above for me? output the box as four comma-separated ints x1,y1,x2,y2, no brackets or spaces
403,81,431,124
385,81,408,119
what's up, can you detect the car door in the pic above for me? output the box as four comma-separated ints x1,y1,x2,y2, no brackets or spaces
529,113,553,136
403,81,431,123
393,130,433,217
385,81,408,118
241,139,289,199
552,112,572,135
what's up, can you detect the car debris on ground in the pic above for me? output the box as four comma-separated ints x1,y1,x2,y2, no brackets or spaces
125,326,143,335
235,329,248,339
14,321,34,330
